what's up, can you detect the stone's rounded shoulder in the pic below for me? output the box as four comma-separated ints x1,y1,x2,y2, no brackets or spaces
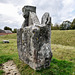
41,12,51,25
22,6,25,12
42,12,50,17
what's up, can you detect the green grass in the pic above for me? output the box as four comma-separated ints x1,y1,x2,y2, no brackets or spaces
0,70,5,75
0,31,75,75
15,58,73,75
51,30,75,47
0,55,13,64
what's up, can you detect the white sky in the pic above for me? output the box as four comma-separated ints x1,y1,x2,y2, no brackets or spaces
0,0,75,29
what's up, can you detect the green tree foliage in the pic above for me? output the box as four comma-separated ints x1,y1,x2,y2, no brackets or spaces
4,26,12,31
51,23,59,30
12,29,17,33
51,23,54,30
70,18,75,29
60,24,65,30
60,21,71,30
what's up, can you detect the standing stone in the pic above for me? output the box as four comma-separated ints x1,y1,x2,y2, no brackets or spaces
17,5,52,70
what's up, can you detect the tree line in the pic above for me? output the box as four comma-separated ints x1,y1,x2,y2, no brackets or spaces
4,18,75,32
4,26,17,33
51,18,75,30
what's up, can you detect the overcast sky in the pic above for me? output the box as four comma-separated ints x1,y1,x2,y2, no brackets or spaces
0,0,75,29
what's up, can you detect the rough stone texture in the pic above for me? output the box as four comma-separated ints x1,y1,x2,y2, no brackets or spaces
2,60,21,75
17,5,52,70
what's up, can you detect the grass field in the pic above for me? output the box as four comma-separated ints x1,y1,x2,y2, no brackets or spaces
51,30,75,47
0,30,75,75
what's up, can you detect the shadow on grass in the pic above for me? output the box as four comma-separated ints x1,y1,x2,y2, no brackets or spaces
0,55,13,64
36,58,73,75
0,70,5,75
0,55,73,75
0,55,13,75
0,54,18,65
18,58,73,75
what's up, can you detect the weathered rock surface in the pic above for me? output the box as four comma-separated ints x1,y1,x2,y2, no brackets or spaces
2,61,20,75
17,5,52,70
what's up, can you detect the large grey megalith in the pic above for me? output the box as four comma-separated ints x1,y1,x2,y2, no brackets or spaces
17,5,52,70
